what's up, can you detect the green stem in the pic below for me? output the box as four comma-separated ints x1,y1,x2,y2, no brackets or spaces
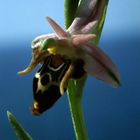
67,76,88,140
64,0,109,140
65,0,89,138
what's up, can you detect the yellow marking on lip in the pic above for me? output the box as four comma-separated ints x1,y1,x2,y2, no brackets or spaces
47,47,57,55
34,101,39,109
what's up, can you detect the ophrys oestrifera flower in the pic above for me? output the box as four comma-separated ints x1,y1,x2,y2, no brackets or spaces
18,1,120,115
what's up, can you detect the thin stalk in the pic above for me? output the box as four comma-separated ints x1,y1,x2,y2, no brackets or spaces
67,76,88,140
65,0,109,140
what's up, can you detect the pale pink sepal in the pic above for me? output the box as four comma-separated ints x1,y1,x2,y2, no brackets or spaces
46,17,68,38
82,44,120,87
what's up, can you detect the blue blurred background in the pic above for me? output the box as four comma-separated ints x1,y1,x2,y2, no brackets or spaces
0,0,140,140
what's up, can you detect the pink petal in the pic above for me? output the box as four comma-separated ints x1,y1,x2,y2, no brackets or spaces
81,44,120,87
72,34,96,46
81,20,98,34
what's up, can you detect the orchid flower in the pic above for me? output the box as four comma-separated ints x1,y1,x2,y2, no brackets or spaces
18,0,120,115
18,16,120,114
